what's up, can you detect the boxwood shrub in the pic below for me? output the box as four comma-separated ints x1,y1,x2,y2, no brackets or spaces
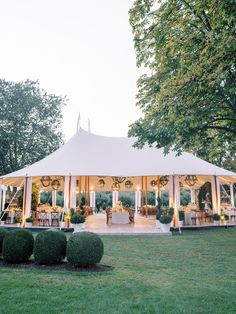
2,229,34,263
34,230,67,264
67,232,104,267
0,227,8,254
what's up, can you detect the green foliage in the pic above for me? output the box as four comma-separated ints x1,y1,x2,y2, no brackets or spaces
70,213,85,224
34,230,67,264
67,232,104,267
95,192,112,211
25,217,33,223
198,182,212,210
129,0,236,170
31,183,39,211
2,229,34,263
0,227,8,254
118,192,135,208
156,196,162,220
14,216,22,224
213,213,220,221
159,215,172,224
0,79,66,176
180,190,191,206
179,211,185,222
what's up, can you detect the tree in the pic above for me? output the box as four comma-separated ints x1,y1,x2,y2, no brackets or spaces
129,0,236,170
0,79,66,175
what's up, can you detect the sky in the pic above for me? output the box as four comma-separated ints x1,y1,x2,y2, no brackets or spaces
0,0,142,140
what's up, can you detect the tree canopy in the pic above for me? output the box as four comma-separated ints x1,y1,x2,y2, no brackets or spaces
0,79,66,176
129,0,236,170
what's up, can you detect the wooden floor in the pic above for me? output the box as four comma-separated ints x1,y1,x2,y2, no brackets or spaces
84,213,170,235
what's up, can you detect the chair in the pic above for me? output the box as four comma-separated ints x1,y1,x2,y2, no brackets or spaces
38,212,49,227
129,209,135,224
51,212,59,227
105,208,112,224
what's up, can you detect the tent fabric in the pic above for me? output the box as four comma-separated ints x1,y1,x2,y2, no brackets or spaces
1,128,236,178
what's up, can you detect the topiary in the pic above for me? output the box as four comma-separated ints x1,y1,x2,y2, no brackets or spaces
34,230,67,264
0,227,8,254
213,213,220,221
159,215,172,224
2,229,34,263
70,213,85,224
67,232,104,267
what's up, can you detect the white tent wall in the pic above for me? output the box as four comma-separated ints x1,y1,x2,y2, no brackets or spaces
63,176,70,214
90,191,96,209
0,178,2,212
191,189,196,204
230,184,235,207
70,176,77,210
169,176,174,208
23,177,32,224
174,176,180,223
211,176,218,214
216,176,221,215
52,190,57,207
112,191,119,207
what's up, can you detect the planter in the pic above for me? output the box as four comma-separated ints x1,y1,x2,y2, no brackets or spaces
156,220,161,229
72,222,85,233
25,222,32,228
60,221,66,228
16,223,21,228
160,223,171,233
213,220,220,226
178,220,183,227
0,221,5,226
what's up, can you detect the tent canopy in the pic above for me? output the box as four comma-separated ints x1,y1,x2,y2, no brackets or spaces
1,128,236,179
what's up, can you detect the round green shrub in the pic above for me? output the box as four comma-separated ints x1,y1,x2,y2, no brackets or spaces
213,213,220,221
0,227,8,254
70,213,85,224
34,230,67,264
67,232,104,267
2,229,34,263
159,215,172,224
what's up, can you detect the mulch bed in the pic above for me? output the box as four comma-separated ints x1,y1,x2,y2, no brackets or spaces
0,259,113,272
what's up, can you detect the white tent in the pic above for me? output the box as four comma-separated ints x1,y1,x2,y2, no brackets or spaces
1,128,236,178
0,128,235,223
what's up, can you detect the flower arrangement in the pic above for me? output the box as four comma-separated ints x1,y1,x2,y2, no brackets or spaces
112,201,126,212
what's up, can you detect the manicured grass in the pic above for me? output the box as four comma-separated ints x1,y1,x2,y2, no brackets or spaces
0,229,236,314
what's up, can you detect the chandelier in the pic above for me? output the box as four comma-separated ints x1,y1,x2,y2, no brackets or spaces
112,177,126,183
185,175,198,187
51,179,60,190
150,180,157,187
112,182,120,191
40,176,52,187
125,180,133,189
97,179,105,188
160,176,169,187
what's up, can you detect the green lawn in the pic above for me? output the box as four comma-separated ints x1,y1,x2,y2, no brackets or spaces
0,229,236,314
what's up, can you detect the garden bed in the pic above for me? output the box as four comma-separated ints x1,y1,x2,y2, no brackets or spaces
0,259,113,272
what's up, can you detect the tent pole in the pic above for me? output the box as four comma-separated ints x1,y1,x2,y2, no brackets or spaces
22,177,28,228
87,176,90,207
145,176,148,218
157,176,160,198
78,176,81,211
68,176,71,211
84,176,87,215
141,176,144,215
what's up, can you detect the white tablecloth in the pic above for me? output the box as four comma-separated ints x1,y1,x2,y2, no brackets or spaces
112,212,129,224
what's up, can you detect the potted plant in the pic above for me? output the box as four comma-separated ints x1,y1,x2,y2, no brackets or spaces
25,217,33,227
212,213,220,225
155,196,162,229
14,216,22,227
159,215,172,233
70,213,85,232
178,211,185,227
60,213,67,228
